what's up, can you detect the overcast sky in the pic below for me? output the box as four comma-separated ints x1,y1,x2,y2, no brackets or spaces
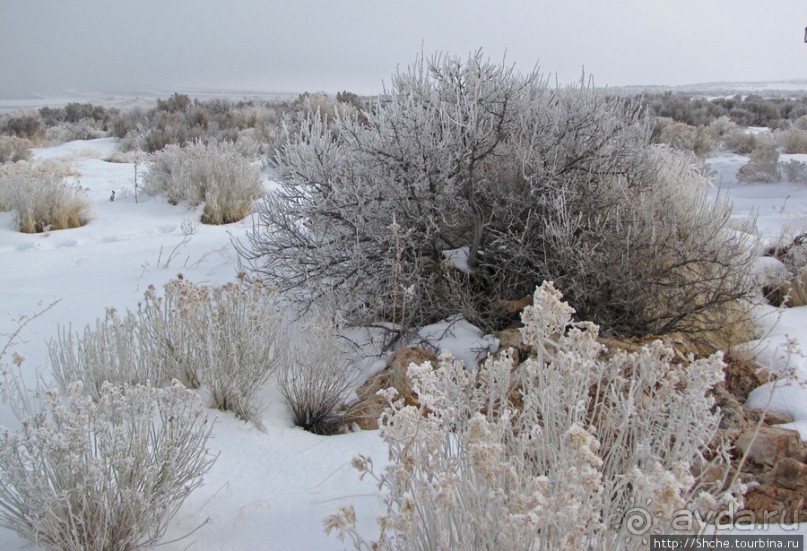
1,0,805,99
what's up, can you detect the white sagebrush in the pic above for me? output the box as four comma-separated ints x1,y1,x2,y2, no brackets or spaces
53,277,285,428
0,376,215,551
326,282,742,550
50,308,160,401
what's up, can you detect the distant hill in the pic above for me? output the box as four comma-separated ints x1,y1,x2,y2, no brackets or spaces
607,80,807,98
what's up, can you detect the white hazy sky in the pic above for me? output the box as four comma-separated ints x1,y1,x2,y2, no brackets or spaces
1,0,806,98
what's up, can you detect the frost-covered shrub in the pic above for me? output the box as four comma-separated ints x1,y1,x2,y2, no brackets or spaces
722,128,758,154
0,136,32,163
0,162,90,233
276,314,364,435
50,309,160,401
768,235,807,307
736,146,781,183
326,282,741,550
51,278,285,427
794,114,807,131
654,118,714,157
139,278,285,426
708,115,737,140
0,369,215,551
776,128,807,154
239,52,757,339
782,158,807,184
144,140,262,224
43,118,106,144
3,115,41,140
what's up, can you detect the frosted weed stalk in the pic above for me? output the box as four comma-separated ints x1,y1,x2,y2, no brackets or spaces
326,282,742,550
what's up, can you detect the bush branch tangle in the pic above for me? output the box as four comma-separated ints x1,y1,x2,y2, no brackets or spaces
326,282,742,550
237,51,757,341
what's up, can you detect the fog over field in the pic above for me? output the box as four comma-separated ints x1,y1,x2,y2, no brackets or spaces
1,0,806,99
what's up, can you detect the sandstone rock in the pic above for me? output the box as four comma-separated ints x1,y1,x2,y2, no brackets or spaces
348,347,438,430
742,484,807,523
766,457,807,493
723,354,768,402
387,347,439,398
734,426,804,468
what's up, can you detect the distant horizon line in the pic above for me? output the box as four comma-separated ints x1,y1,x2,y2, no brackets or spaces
3,78,807,109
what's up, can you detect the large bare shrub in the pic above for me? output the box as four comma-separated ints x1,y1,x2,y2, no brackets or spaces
238,52,757,340
326,282,741,550
144,140,263,224
0,162,90,233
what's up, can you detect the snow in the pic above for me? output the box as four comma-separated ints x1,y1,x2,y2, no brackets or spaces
0,139,387,549
706,151,807,444
0,139,805,547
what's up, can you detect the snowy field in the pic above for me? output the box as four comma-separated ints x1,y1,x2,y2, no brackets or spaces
0,137,805,548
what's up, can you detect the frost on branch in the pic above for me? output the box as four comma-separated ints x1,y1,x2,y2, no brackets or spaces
237,51,757,342
327,282,741,550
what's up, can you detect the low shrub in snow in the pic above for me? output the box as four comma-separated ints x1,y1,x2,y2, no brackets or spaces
149,278,286,428
50,308,160,401
0,335,215,551
326,282,741,550
143,140,263,224
768,235,807,307
0,162,90,233
776,128,807,154
653,118,714,157
722,128,759,155
0,136,32,163
736,146,781,183
782,159,807,184
276,314,364,435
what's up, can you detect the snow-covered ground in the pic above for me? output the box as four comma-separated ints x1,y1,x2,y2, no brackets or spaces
0,139,805,548
707,152,807,441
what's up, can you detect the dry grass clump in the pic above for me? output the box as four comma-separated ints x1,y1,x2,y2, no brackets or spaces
0,136,32,163
776,128,807,154
143,140,263,224
0,162,90,233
